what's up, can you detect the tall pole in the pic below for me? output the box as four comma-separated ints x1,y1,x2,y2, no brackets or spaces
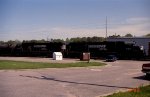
106,16,107,39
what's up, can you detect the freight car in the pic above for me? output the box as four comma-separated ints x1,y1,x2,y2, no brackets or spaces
13,42,64,57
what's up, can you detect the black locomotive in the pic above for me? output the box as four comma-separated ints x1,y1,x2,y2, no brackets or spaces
66,41,144,59
0,41,145,59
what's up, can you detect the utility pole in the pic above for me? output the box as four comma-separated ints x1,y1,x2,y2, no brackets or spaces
106,16,108,39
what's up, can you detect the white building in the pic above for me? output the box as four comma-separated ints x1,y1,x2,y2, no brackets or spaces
53,52,63,60
107,37,150,56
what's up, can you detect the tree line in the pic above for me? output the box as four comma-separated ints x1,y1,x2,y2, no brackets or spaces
0,33,150,47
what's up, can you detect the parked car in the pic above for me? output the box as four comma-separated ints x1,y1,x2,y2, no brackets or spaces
142,63,150,77
105,55,117,62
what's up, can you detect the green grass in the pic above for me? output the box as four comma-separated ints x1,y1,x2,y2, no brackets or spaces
0,60,106,70
105,85,150,97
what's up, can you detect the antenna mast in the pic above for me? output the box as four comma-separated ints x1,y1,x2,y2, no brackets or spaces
106,16,107,38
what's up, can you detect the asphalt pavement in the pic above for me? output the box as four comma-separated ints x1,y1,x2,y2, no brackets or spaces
0,59,150,97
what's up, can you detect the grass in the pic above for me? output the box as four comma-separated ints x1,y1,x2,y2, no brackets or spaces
0,60,106,70
105,85,150,97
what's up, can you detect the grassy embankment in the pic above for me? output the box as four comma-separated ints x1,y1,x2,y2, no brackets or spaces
0,60,106,69
105,85,150,97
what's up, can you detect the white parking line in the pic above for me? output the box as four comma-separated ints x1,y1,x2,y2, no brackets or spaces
90,69,102,72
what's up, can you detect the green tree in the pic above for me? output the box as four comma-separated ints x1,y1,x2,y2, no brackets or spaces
0,41,5,45
22,39,47,43
51,39,64,42
145,33,150,37
66,36,105,42
66,38,70,43
108,34,121,38
124,33,133,37
6,40,21,47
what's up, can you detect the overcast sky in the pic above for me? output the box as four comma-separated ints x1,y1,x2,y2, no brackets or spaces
0,0,150,41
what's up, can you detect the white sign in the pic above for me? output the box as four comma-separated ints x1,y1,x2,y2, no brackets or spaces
88,45,106,50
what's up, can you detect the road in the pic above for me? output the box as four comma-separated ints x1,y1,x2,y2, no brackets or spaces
0,59,150,97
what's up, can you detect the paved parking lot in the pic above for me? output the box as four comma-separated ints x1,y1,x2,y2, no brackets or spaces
0,57,150,97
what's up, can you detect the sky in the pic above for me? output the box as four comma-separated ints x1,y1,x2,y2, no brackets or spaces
0,0,150,41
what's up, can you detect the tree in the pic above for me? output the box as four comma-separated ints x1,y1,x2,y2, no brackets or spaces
0,41,5,45
50,39,64,42
66,36,105,42
124,33,133,37
66,38,70,43
22,39,47,43
6,40,21,47
90,36,105,42
108,34,121,38
145,33,150,37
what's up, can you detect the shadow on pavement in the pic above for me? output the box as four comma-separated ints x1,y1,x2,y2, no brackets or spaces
133,75,150,81
20,75,134,89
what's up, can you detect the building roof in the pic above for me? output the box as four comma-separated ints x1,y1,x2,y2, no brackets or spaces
108,37,150,39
